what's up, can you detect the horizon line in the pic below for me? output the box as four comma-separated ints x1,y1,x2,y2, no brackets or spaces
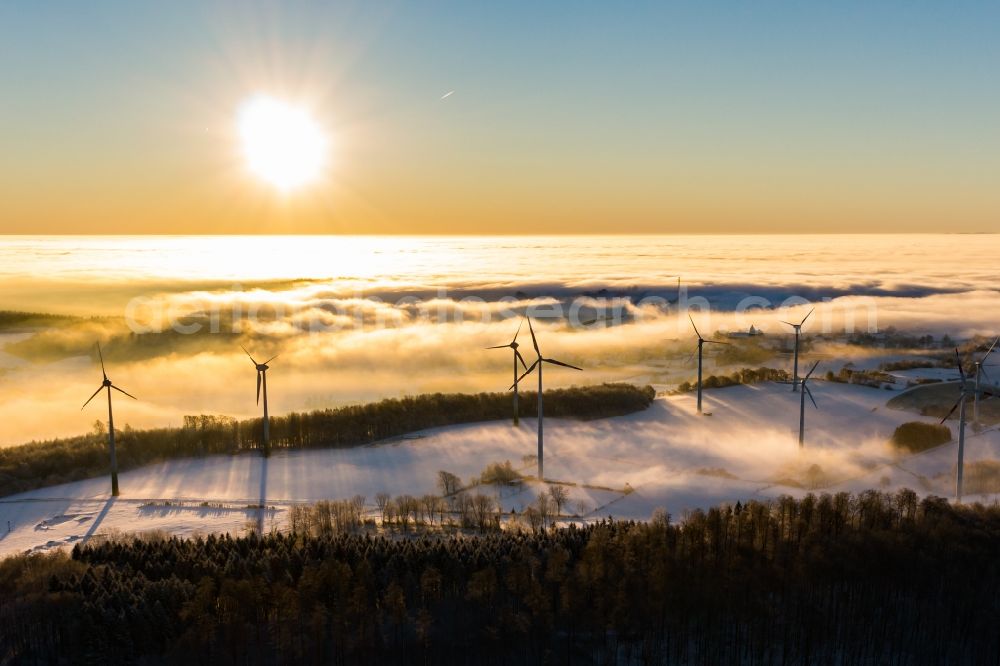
2,231,997,238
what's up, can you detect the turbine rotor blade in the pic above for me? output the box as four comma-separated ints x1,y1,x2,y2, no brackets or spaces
96,342,107,380
256,371,262,405
955,348,967,382
688,314,702,340
485,344,510,350
527,317,540,356
510,359,540,390
983,336,999,360
804,360,820,381
780,321,795,327
940,399,961,424
800,308,815,326
705,339,731,346
544,358,583,371
805,384,818,409
241,345,259,366
514,348,529,372
81,385,104,410
512,318,523,344
263,354,279,365
112,385,137,400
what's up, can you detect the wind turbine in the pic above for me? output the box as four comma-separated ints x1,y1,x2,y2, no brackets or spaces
81,343,136,497
513,317,582,480
792,361,820,447
781,308,814,392
486,319,529,425
689,315,730,414
940,350,978,502
972,336,998,425
242,346,277,457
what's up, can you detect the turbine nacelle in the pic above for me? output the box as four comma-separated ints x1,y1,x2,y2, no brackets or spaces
241,346,278,406
939,348,983,423
781,307,815,333
242,346,277,371
689,315,730,347
487,318,530,380
82,343,137,409
510,317,583,388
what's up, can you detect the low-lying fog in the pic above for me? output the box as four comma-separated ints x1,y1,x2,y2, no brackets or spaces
0,234,997,445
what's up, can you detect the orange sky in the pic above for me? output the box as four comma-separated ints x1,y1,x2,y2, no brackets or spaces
1,3,999,234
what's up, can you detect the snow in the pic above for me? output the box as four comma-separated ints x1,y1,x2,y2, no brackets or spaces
3,380,998,558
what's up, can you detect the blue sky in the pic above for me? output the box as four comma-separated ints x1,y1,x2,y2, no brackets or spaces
1,1,998,233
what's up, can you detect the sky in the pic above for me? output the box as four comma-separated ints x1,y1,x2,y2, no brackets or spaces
1,1,998,235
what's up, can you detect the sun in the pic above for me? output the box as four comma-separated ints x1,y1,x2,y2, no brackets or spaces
237,95,328,192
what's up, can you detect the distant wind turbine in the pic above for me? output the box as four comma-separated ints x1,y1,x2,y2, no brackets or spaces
689,315,730,414
513,317,582,480
781,308,814,392
81,343,136,497
972,336,998,425
487,319,529,425
242,346,278,457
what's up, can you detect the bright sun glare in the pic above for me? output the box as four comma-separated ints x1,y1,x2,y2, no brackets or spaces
237,95,328,192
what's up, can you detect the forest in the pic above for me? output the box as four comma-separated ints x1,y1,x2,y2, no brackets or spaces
1,490,997,663
0,383,655,497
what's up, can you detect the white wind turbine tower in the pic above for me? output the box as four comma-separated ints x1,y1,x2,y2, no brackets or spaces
486,319,529,425
781,308,814,392
689,315,730,414
81,343,137,497
242,346,278,457
513,317,582,480
972,336,998,426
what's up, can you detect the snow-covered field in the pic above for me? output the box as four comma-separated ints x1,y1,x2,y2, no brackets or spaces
3,380,999,558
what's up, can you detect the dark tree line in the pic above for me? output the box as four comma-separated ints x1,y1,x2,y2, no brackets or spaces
2,489,998,664
0,384,655,497
677,366,790,393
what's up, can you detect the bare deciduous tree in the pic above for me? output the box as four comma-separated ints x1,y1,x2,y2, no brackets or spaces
523,506,543,532
421,495,439,524
547,485,569,517
375,493,390,522
437,470,461,497
470,493,496,532
534,495,553,530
